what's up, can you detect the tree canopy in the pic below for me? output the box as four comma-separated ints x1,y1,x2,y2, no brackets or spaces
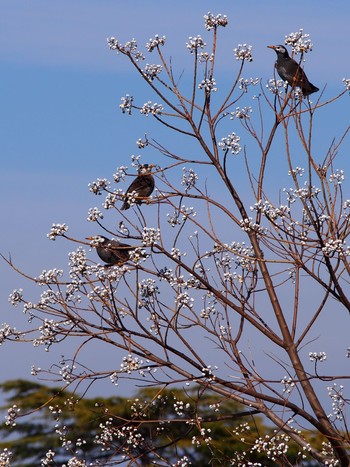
2,11,350,466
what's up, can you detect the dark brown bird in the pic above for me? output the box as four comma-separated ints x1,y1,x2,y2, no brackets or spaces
86,235,134,266
267,45,319,96
121,164,155,210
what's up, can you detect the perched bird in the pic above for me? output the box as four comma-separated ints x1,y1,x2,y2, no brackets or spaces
86,235,134,266
121,164,155,210
267,45,319,96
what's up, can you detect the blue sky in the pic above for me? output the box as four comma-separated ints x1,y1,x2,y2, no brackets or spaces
1,0,350,397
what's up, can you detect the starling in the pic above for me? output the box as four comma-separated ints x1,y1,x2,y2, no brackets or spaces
121,164,155,210
267,45,319,96
86,235,134,266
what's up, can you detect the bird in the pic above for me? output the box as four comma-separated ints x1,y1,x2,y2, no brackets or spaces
86,235,134,266
267,45,319,96
121,164,155,210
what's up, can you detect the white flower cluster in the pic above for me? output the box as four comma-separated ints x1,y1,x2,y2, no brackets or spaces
31,365,41,376
240,218,266,235
33,319,59,350
329,169,345,185
223,270,243,284
68,247,88,277
327,383,345,421
320,442,340,465
281,376,296,394
136,137,148,149
234,44,253,62
322,239,350,257
317,214,330,224
103,192,118,209
130,154,142,167
186,35,206,53
204,12,228,30
120,94,134,115
87,285,112,302
0,449,12,466
232,422,251,438
285,29,313,54
130,397,151,417
117,425,145,449
288,166,305,177
201,365,216,382
40,449,55,466
94,417,114,447
251,432,290,460
8,288,23,306
140,101,163,116
158,267,176,286
113,165,128,183
239,77,260,92
0,324,20,345
172,456,192,466
167,204,197,227
198,77,217,93
266,78,287,95
167,212,182,227
139,278,158,299
5,404,20,427
36,269,63,285
117,221,129,236
146,34,166,52
283,183,321,204
176,292,194,310
49,403,63,420
122,189,139,208
88,178,110,195
342,199,350,221
96,264,127,282
200,303,217,319
120,354,143,373
63,457,87,467
59,362,76,382
251,200,290,221
107,37,145,61
181,167,198,192
192,427,212,446
342,78,350,91
218,132,241,155
142,63,162,81
109,371,119,386
309,351,327,362
47,223,68,240
171,247,186,259
38,290,60,308
142,227,160,246
198,52,214,63
23,302,35,314
173,398,190,416
230,106,252,120
228,242,255,267
87,207,103,222
129,247,148,265
209,402,221,413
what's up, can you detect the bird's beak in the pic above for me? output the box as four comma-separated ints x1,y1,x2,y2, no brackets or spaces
86,236,93,240
267,45,276,50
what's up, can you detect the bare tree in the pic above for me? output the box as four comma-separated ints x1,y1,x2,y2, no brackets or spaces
3,13,350,466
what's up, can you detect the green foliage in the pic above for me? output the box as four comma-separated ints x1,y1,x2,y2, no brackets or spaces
0,379,325,465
